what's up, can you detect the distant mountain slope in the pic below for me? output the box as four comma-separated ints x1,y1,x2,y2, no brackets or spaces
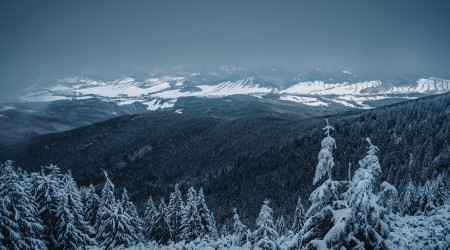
0,93,448,227
0,94,357,146
18,73,450,110
0,99,149,146
2,67,448,146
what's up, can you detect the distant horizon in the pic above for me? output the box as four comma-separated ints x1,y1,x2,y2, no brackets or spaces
1,0,450,97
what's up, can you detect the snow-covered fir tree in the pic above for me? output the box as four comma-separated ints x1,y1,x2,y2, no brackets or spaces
232,208,247,246
55,171,95,249
0,161,46,250
298,121,341,248
83,184,100,230
307,120,340,217
180,187,202,242
379,181,399,214
121,188,143,241
220,225,228,238
253,199,279,250
79,185,89,211
150,198,173,244
167,184,185,242
275,215,286,236
32,164,63,248
418,180,437,215
291,196,305,234
197,187,216,238
95,171,116,235
344,138,391,249
143,196,158,241
401,180,418,215
313,119,337,184
433,173,447,207
210,212,218,238
96,171,138,248
97,199,138,249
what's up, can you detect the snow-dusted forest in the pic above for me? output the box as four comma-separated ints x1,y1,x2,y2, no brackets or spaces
0,121,448,250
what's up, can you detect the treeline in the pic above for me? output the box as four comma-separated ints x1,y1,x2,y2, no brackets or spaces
0,161,219,249
0,93,448,228
1,121,448,249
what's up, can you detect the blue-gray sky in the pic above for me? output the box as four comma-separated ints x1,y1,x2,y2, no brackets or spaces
1,0,450,96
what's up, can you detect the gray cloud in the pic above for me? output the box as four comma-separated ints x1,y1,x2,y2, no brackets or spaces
1,0,450,97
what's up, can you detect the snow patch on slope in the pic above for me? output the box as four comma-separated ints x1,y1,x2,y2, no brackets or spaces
390,205,450,249
280,95,328,106
15,75,450,111
143,99,176,110
281,81,381,95
383,78,450,94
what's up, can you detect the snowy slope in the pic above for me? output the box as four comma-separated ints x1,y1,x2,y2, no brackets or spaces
14,74,450,111
390,205,450,250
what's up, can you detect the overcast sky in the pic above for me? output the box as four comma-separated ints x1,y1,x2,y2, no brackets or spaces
1,0,450,96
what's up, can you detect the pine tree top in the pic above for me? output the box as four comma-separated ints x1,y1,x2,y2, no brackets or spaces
323,119,335,137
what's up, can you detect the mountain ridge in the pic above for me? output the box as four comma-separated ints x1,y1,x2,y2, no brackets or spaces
1,92,448,227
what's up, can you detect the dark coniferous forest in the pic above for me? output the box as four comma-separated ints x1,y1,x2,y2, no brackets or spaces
2,0,450,249
0,93,448,249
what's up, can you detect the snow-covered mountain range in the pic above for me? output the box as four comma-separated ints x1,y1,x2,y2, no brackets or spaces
17,71,450,111
1,67,449,146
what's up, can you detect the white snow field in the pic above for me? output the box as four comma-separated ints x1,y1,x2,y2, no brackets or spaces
16,75,450,110
390,205,450,250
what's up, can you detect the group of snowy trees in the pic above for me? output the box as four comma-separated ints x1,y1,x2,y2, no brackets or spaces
292,120,396,249
1,119,448,249
0,162,220,249
143,185,218,245
0,162,95,249
400,174,446,216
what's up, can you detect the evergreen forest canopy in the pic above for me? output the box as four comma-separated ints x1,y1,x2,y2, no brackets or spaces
0,92,448,231
0,117,448,249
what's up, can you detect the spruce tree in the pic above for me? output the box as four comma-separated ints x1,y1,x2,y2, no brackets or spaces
55,172,95,249
96,171,116,234
0,161,46,249
79,186,89,210
379,181,399,214
210,211,218,239
419,180,437,214
143,196,158,241
401,181,418,215
83,184,100,230
313,119,337,184
197,187,216,238
232,208,247,246
276,215,286,236
167,184,185,242
121,188,143,241
97,200,137,249
291,196,305,234
220,225,228,238
307,120,340,219
344,138,391,249
299,121,341,248
96,171,120,247
33,164,63,248
180,187,202,242
150,198,173,244
253,200,279,249
434,174,446,207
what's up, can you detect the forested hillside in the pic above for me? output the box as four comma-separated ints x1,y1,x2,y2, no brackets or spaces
0,93,448,228
1,121,447,249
